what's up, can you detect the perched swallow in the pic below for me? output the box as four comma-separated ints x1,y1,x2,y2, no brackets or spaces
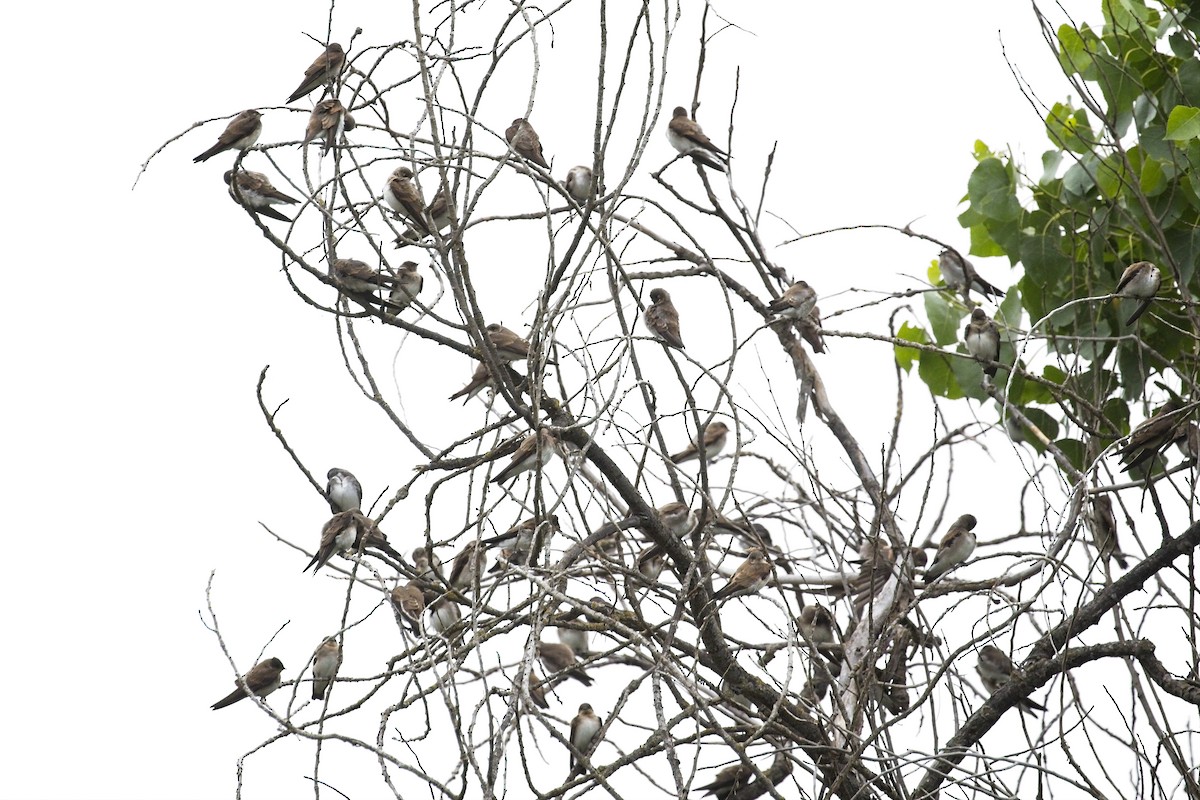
383,167,431,230
427,594,461,636
938,249,1005,300
395,182,453,244
210,657,285,710
286,42,346,104
925,513,978,581
325,467,363,513
446,541,485,592
329,258,396,296
964,307,1002,378
1115,261,1162,325
311,637,342,700
302,99,355,155
449,362,494,403
390,582,427,634
484,323,538,362
670,421,729,464
567,703,603,778
798,305,826,354
386,261,423,312
768,281,818,321
357,519,403,563
656,501,697,537
1178,423,1200,460
563,166,594,203
528,673,550,709
537,641,593,686
491,429,558,484
636,544,666,581
976,644,1046,715
224,170,300,222
713,547,771,601
194,110,263,163
697,763,753,800
304,510,364,573
1117,397,1188,473
1088,494,1127,569
412,547,442,583
796,604,838,654
557,626,589,657
644,287,685,350
666,106,727,170
482,517,551,571
505,118,550,169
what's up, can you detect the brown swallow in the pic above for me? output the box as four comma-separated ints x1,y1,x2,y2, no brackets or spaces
925,514,978,581
656,501,697,537
644,287,685,349
1114,260,1162,325
697,763,753,799
304,510,365,573
412,546,442,584
537,641,593,686
797,305,826,354
446,541,485,592
563,165,594,203
713,547,771,601
1117,397,1188,473
302,98,355,155
505,118,549,169
964,307,1002,378
1088,494,1127,569
491,429,558,484
666,106,727,169
211,657,285,710
427,594,461,636
390,582,427,634
1178,422,1200,460
449,362,494,403
224,170,300,222
767,281,818,321
976,644,1046,715
357,518,403,563
938,248,1005,300
286,42,346,104
194,109,262,163
383,167,431,231
669,421,729,464
484,323,534,362
528,673,550,709
386,261,423,312
796,604,839,654
311,637,342,700
636,544,666,581
395,182,453,244
567,702,603,778
325,467,362,513
328,258,396,296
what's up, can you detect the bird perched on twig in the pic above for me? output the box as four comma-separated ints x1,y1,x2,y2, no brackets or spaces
644,287,685,350
286,42,346,104
1116,397,1189,473
1087,494,1127,569
390,582,427,634
449,362,494,403
224,170,299,222
713,548,772,601
964,307,1002,379
302,99,355,155
670,421,729,464
1114,260,1162,325
195,110,262,163
567,703,603,778
505,118,550,169
697,763,754,800
768,281,818,322
924,514,977,581
562,165,594,203
976,644,1046,715
325,467,362,513
938,248,1004,301
210,658,285,710
666,106,728,170
386,261,423,313
491,429,558,485
538,641,593,686
328,258,397,299
311,637,341,700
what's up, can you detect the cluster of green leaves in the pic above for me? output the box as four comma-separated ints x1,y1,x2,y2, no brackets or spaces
897,0,1200,470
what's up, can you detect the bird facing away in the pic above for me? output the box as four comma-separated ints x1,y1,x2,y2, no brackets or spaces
666,106,728,169
210,657,285,710
329,258,396,296
386,261,423,312
286,42,346,104
302,99,355,155
1114,260,1162,325
505,118,550,169
491,429,558,485
537,641,593,686
669,421,729,464
567,703,603,778
325,467,362,513
796,604,839,654
636,543,666,581
697,763,754,800
448,362,494,403
311,637,341,700
1117,397,1188,473
925,513,978,581
964,307,1002,378
768,281,818,321
713,548,772,601
390,582,427,634
304,510,363,573
976,644,1046,715
194,109,262,163
563,165,595,203
644,287,685,350
938,248,1005,300
1179,422,1200,460
798,305,826,354
528,673,550,710
1087,494,1127,569
224,170,300,222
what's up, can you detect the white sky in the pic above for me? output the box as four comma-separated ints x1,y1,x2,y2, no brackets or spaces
1,1,1127,798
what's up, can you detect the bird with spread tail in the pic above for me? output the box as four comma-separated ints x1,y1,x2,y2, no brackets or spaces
224,170,300,222
311,637,341,700
210,657,285,710
938,248,1004,300
976,644,1046,715
670,421,729,464
924,513,977,581
644,287,685,350
567,703,603,778
666,106,728,170
286,42,346,104
964,307,1002,379
1114,260,1162,325
195,110,262,163
505,118,550,169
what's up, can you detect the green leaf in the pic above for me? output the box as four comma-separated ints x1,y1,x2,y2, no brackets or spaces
918,349,963,399
1053,438,1087,473
1057,24,1096,78
1045,102,1095,154
924,291,963,346
968,224,1005,258
1020,408,1061,453
1062,154,1099,197
894,322,928,373
1165,105,1200,141
967,158,1021,222
1095,153,1130,199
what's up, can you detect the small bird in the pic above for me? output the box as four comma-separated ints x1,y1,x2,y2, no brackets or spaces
491,429,558,485
1178,422,1200,460
1115,260,1162,325
1088,494,1127,569
666,106,727,170
446,541,485,592
449,362,494,403
976,644,1046,715
302,99,355,155
326,467,363,513
567,703,603,778
938,249,1005,300
224,170,300,222
557,626,589,657
311,637,342,700
386,261,423,312
484,323,538,362
390,582,427,634
426,595,461,636
357,518,403,563
505,118,550,169
194,109,263,163
394,182,453,244
964,307,1002,379
383,167,431,231
286,42,346,104
329,258,396,296
562,165,594,203
636,544,666,581
656,501,697,537
537,641,593,686
669,421,729,464
713,547,772,601
528,673,550,710
767,281,818,321
644,287,685,350
210,657,285,710
925,513,978,581
697,763,754,800
796,604,839,655
411,546,442,584
304,510,365,573
1117,397,1188,473
797,305,826,354
481,517,550,570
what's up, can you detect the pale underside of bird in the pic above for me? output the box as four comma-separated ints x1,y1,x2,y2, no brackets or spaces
325,467,362,513
976,644,1046,715
491,430,558,484
964,307,1002,379
1114,260,1162,325
311,637,341,700
666,106,728,170
567,703,603,778
224,170,300,222
449,362,494,403
925,513,978,581
937,248,1005,300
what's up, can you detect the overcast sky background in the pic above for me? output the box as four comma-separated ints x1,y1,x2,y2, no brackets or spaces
0,1,1116,797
